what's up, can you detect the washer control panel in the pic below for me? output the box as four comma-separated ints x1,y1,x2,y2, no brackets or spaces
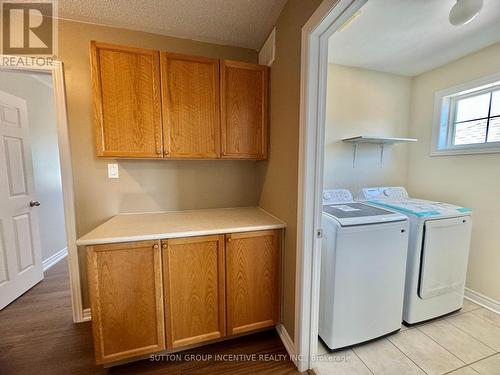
360,186,409,200
323,189,353,204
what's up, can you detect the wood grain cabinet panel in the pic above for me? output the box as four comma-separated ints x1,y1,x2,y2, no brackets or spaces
162,235,226,348
220,60,268,160
91,41,163,157
91,41,269,160
87,240,165,364
225,230,279,335
161,53,220,158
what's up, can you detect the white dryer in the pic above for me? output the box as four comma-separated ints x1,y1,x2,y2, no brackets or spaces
319,189,409,350
358,187,472,324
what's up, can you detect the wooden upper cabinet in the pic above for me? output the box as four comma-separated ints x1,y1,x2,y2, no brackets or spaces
90,41,269,160
91,41,163,158
87,240,165,364
220,60,269,160
162,235,226,348
225,230,280,335
161,53,220,158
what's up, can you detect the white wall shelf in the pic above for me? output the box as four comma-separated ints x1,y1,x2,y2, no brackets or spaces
342,136,418,144
342,136,418,167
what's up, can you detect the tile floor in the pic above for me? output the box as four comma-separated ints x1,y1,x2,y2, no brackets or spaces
315,299,500,375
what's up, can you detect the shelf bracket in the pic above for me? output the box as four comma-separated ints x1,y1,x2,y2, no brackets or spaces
352,143,358,168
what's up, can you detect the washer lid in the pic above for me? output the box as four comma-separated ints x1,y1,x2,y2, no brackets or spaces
367,199,472,218
323,202,407,226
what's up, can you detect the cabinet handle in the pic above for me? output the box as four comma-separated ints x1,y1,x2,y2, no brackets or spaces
153,244,159,249
162,243,167,249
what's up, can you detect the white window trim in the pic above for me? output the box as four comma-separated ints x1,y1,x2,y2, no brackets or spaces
431,71,500,156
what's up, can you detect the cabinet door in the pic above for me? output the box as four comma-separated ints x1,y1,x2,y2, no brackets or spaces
87,240,165,364
162,235,226,348
226,230,279,335
91,41,163,158
220,60,268,159
161,53,220,158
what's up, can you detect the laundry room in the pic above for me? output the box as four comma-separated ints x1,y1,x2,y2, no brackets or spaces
2,0,500,373
315,0,500,374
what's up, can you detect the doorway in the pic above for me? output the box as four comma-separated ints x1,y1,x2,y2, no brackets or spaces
295,0,367,372
0,62,82,322
298,0,500,373
0,70,68,308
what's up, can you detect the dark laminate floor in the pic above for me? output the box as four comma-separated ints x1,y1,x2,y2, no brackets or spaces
0,259,301,375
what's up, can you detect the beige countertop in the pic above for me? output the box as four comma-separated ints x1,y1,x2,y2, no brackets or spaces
76,207,286,246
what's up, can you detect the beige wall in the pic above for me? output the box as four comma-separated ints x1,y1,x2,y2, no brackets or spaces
258,0,322,339
408,41,500,303
57,19,260,307
0,71,67,262
324,64,412,193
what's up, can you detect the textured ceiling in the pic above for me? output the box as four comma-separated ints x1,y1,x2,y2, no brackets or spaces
57,0,287,50
329,0,500,76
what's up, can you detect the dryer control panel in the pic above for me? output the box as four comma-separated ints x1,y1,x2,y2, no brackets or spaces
359,186,409,200
323,189,353,205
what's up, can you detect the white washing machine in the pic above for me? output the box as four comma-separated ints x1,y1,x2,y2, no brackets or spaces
319,189,409,350
358,187,472,325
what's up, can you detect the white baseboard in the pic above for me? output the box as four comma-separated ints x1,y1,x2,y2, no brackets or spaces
465,287,500,314
42,247,68,272
82,308,92,322
276,323,297,366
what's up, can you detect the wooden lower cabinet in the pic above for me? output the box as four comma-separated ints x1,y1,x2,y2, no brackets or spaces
162,235,226,348
87,240,165,364
225,230,280,335
86,230,281,365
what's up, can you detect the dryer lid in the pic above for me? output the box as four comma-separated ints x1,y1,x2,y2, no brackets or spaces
367,199,472,218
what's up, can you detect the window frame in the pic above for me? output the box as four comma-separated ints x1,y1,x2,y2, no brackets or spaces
431,72,500,156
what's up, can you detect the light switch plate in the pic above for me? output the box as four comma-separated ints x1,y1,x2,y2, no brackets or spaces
107,163,119,179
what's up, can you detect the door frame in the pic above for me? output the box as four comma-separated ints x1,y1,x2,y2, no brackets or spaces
295,0,367,371
0,57,83,322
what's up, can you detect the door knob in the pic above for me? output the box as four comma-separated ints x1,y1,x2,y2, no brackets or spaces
29,200,41,207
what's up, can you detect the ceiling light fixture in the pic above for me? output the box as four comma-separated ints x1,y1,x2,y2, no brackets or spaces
449,0,483,26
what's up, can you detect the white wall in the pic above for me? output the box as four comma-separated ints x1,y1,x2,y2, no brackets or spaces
326,49,500,305
324,64,412,194
0,71,67,261
407,42,500,303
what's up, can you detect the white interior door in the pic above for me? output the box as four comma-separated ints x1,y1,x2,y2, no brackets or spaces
0,90,43,310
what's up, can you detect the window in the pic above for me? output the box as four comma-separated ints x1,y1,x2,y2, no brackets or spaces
432,74,500,155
